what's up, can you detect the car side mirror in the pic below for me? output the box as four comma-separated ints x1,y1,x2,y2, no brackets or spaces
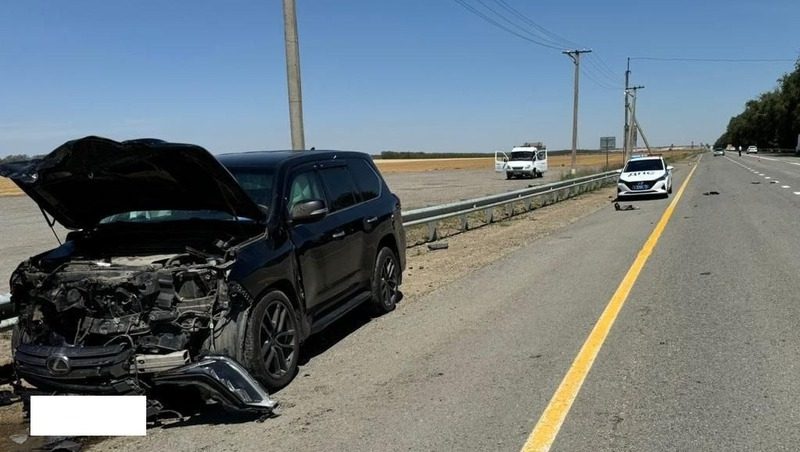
290,199,328,223
667,165,674,171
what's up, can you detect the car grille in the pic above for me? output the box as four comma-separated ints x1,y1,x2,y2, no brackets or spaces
15,343,135,393
625,180,656,190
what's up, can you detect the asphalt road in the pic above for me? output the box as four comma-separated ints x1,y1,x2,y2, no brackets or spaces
13,152,800,451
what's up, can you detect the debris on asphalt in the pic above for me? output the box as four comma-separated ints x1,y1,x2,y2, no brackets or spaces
700,272,712,276
751,181,761,184
427,241,449,251
770,180,778,184
702,191,720,196
9,433,28,444
40,437,82,452
614,202,639,211
0,390,21,406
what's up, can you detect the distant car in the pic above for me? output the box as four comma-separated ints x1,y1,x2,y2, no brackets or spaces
617,156,673,198
713,148,725,156
747,145,758,154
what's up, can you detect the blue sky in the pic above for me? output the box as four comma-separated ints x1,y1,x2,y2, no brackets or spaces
1,0,798,156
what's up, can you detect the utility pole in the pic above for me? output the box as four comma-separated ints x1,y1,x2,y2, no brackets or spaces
623,57,630,162
627,86,644,153
283,0,305,151
563,49,592,174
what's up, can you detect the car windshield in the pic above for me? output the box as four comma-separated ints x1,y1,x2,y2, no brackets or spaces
624,159,664,172
225,167,276,209
510,151,535,161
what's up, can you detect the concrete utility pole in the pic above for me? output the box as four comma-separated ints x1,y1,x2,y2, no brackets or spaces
283,0,305,151
563,49,592,174
623,57,631,162
627,86,644,153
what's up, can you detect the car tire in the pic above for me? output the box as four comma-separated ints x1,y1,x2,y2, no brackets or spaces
668,183,672,194
370,247,401,315
242,290,300,390
506,173,512,180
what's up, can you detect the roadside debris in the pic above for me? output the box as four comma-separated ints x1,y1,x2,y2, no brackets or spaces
751,181,761,184
702,191,720,196
614,202,639,211
770,180,778,184
0,389,21,406
40,437,82,452
428,241,449,251
9,433,28,444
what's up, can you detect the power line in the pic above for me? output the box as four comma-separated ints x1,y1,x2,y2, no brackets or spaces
631,57,795,63
452,0,563,50
585,57,620,85
473,0,565,48
581,67,622,91
490,0,579,49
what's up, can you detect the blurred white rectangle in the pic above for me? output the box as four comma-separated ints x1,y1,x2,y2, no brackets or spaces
30,395,146,436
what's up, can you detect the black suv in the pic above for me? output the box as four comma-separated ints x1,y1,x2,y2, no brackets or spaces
1,136,405,415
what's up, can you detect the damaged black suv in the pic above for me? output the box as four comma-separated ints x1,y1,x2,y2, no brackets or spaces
0,136,405,415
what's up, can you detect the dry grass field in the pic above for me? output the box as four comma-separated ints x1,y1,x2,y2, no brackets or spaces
374,153,625,174
0,150,695,197
0,177,21,197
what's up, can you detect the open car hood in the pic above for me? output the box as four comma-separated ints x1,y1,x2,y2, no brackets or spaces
0,136,264,229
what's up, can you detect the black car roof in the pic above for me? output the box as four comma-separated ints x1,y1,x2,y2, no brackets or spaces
216,150,372,168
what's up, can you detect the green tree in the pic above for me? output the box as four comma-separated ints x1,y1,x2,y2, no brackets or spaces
716,59,800,149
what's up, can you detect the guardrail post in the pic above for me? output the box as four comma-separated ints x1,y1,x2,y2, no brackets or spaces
459,214,469,231
484,208,494,224
427,222,438,242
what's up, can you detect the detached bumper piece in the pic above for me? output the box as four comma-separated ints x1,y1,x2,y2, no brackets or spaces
152,355,277,414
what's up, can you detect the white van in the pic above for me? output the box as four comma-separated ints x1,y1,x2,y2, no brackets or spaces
494,146,548,179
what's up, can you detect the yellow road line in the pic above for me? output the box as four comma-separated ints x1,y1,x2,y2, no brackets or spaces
520,159,700,452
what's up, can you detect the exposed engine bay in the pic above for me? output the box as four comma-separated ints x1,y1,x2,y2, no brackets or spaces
9,234,276,419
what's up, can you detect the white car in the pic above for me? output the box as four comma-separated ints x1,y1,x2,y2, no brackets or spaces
746,145,758,154
617,156,673,198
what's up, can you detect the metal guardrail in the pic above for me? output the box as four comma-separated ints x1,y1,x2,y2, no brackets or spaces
0,170,620,332
0,294,15,332
401,169,620,242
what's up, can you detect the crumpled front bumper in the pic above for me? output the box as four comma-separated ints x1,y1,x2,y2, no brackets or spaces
14,343,276,415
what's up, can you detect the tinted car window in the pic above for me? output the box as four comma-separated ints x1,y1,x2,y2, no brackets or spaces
319,166,358,211
288,170,325,211
349,159,381,201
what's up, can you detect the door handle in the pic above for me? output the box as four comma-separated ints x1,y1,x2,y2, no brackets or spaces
365,216,378,224
332,231,346,239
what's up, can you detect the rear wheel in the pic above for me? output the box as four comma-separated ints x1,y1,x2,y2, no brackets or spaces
370,247,401,315
243,290,300,390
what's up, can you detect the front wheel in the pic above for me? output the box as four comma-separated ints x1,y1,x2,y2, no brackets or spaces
242,290,300,390
370,247,401,315
506,173,512,180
